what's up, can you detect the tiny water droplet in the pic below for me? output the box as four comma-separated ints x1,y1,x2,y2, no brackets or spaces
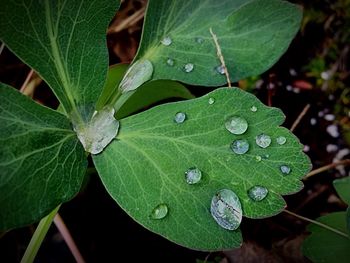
255,155,262,162
215,65,225,75
250,106,257,112
280,165,291,175
231,139,249,155
248,186,268,201
195,37,204,44
225,116,248,135
208,97,215,105
256,134,271,148
174,112,186,123
276,136,287,145
185,167,202,184
210,189,242,230
151,204,168,219
184,63,194,73
166,58,174,66
161,36,172,46
262,154,270,159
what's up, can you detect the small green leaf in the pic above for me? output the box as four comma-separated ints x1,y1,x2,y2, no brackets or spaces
93,87,310,250
0,0,120,119
0,83,87,230
135,0,302,86
333,176,350,205
302,212,350,263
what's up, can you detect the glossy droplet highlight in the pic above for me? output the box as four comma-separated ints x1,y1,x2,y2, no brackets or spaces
210,189,242,230
256,134,271,148
174,112,186,123
255,155,262,162
215,65,225,75
231,139,249,155
195,37,204,44
184,63,194,73
248,186,268,201
166,58,174,66
250,106,257,112
208,97,215,105
185,167,202,184
225,116,248,135
280,165,291,175
151,204,168,219
276,136,287,145
161,36,172,46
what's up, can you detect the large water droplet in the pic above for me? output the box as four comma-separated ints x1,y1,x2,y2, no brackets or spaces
250,106,257,112
184,63,194,73
225,116,248,135
208,97,215,105
280,165,291,175
161,36,172,46
174,112,186,123
248,186,268,201
151,204,168,219
185,167,202,184
231,139,249,155
210,189,242,230
195,37,204,44
276,136,287,145
166,58,174,67
255,134,271,148
215,65,225,75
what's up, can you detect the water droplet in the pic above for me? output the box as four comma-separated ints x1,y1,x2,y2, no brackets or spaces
276,136,287,145
225,116,248,135
151,204,168,219
215,65,225,75
166,58,174,67
174,112,186,123
208,97,215,105
255,134,271,148
195,37,204,44
231,139,249,155
248,186,268,201
250,106,257,112
280,165,291,175
161,36,172,46
185,167,202,184
262,154,270,159
183,63,194,73
255,155,262,162
210,189,242,230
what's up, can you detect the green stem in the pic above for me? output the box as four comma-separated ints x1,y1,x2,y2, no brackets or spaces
21,205,60,263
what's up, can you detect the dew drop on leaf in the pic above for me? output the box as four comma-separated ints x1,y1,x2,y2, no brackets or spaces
210,189,242,230
255,155,262,162
195,37,204,44
183,63,194,73
161,36,172,46
215,65,225,75
185,167,202,184
151,204,168,219
248,186,268,201
276,136,287,145
166,58,175,66
250,106,257,112
280,165,291,175
225,116,248,135
208,97,215,105
255,134,271,148
231,139,249,155
174,112,186,123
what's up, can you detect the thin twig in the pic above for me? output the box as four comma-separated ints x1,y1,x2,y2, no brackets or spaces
284,209,349,239
54,214,86,263
108,7,146,34
0,42,5,56
20,69,34,93
209,27,232,87
290,104,311,132
303,159,350,180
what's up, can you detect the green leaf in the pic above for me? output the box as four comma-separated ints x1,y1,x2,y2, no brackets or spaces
302,212,350,263
0,0,120,120
93,87,310,250
0,83,87,230
135,0,302,86
333,176,350,205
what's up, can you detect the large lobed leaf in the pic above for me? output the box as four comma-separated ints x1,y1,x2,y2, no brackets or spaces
0,0,120,120
135,0,302,86
93,87,311,250
0,83,87,230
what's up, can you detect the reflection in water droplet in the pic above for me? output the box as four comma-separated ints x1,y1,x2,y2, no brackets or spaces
184,63,194,73
208,97,215,105
248,186,268,201
151,204,168,219
210,189,242,230
276,136,287,145
174,112,186,123
185,167,202,184
250,106,257,112
166,58,174,66
225,116,248,135
195,37,204,44
215,65,225,75
231,139,249,155
161,36,172,46
280,165,291,174
256,134,271,148
255,155,262,162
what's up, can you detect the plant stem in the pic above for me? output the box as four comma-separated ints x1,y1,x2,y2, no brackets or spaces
284,209,349,239
21,205,60,263
290,104,310,132
303,159,350,180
